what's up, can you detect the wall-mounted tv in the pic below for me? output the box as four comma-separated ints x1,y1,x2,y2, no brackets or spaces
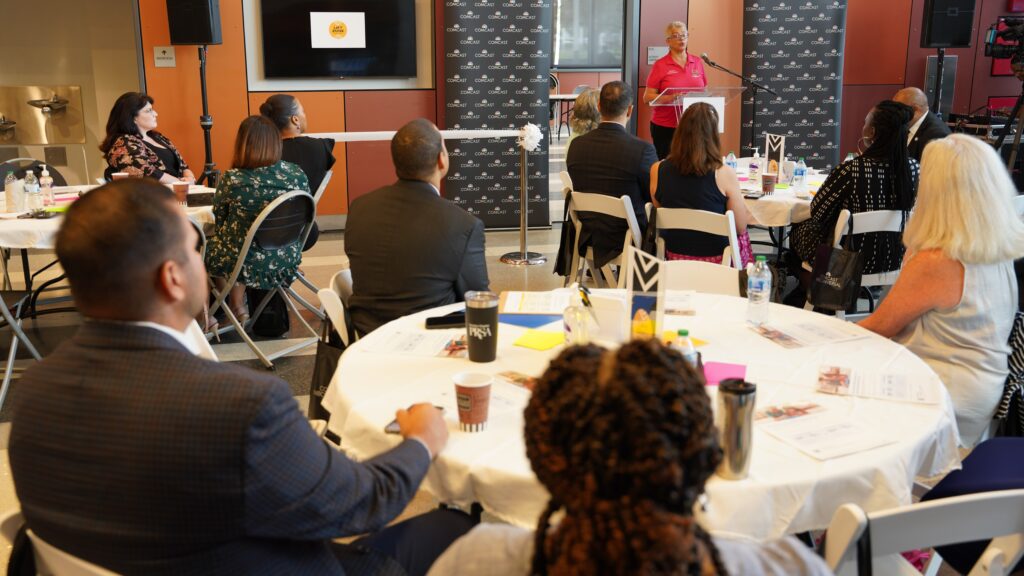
260,0,417,78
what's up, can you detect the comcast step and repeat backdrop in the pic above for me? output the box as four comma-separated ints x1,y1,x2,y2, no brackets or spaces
741,0,847,171
443,0,553,228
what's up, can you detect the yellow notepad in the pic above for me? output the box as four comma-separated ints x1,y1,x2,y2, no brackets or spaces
514,330,565,351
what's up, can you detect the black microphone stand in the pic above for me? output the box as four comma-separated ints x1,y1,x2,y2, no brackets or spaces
702,57,779,155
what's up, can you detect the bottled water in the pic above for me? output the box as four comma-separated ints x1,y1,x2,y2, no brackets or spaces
746,255,771,326
673,329,700,368
3,172,16,213
749,150,761,185
23,170,42,211
725,151,738,171
39,164,54,207
792,157,807,194
562,290,593,346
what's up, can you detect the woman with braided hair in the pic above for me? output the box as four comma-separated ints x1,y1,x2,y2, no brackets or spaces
789,100,920,291
427,340,831,575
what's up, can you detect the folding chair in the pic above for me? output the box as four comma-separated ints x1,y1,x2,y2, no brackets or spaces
1,509,118,576
824,489,1024,576
653,207,742,268
0,290,42,412
289,171,332,296
567,191,642,288
208,191,322,369
662,260,742,296
317,269,357,348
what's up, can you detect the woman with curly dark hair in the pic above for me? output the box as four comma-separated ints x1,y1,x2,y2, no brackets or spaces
427,340,830,575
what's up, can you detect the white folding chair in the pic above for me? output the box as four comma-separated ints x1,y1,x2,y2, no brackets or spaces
559,171,573,197
824,489,1024,576
662,260,741,296
0,290,42,412
567,191,643,288
835,209,905,320
1014,194,1024,217
312,169,332,206
186,320,218,361
654,207,742,269
208,191,322,369
318,269,357,348
0,509,119,575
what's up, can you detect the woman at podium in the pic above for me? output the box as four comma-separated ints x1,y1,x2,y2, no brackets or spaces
643,21,707,159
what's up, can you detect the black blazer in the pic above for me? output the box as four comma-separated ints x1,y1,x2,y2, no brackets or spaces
345,179,490,335
907,112,951,162
282,136,336,195
565,123,657,267
9,322,430,575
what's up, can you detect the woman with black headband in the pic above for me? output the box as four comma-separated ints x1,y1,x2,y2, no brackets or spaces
428,340,831,575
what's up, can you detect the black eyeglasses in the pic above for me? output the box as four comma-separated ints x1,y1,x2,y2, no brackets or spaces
666,33,688,41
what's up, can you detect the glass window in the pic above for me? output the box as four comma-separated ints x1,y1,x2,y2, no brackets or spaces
552,0,622,68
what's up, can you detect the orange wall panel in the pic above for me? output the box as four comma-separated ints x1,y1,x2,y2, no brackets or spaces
138,0,248,184
689,0,744,157
845,0,913,85
247,91,349,215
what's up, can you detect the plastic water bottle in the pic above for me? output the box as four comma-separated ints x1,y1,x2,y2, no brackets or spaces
563,291,593,346
749,150,761,185
38,164,54,207
3,172,16,212
725,151,738,171
23,170,41,210
747,255,771,326
792,157,807,194
673,329,700,368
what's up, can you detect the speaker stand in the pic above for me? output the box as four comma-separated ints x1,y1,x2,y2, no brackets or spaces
196,45,219,187
995,81,1024,176
930,47,946,117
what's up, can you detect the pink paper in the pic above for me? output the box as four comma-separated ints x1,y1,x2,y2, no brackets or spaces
703,361,746,386
737,176,749,182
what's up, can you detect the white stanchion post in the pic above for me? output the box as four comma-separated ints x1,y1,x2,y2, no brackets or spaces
499,124,546,266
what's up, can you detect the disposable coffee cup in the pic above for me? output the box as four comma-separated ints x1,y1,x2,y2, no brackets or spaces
453,372,492,432
172,182,189,204
465,291,499,363
110,172,130,181
761,173,777,195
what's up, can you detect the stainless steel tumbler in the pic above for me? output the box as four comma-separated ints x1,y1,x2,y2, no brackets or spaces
716,378,757,480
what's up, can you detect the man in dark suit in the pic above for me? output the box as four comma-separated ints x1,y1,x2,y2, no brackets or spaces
346,119,489,335
894,87,951,162
8,179,472,575
565,81,657,269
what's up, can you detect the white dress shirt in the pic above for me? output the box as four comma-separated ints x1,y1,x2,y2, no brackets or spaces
907,112,927,145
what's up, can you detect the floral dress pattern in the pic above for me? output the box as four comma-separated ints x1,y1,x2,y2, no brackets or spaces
104,131,188,180
204,161,310,289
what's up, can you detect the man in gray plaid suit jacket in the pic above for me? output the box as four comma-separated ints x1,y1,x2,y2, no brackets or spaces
8,179,473,575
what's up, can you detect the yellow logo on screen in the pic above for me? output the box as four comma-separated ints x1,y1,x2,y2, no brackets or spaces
329,21,348,39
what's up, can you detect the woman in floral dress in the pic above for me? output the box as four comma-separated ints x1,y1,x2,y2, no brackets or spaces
204,115,310,320
100,92,195,184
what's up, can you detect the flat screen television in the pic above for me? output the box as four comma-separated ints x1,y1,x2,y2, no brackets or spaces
260,0,417,78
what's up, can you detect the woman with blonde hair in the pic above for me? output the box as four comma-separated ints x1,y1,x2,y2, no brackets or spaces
566,88,599,150
860,134,1024,447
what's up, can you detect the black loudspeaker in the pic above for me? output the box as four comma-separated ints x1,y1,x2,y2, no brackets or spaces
921,0,976,48
167,0,223,45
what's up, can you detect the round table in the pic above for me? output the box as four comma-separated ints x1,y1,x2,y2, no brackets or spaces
322,291,960,540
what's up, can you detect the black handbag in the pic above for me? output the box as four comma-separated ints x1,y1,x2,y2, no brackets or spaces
309,317,346,421
246,287,291,338
807,217,865,312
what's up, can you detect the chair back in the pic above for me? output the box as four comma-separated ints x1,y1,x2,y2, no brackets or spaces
559,171,573,198
1014,194,1024,218
253,191,315,251
825,489,1024,576
0,158,68,186
832,209,904,286
28,529,120,576
567,191,642,288
662,260,741,296
331,268,354,306
318,288,351,348
655,207,741,268
313,170,333,205
186,320,218,361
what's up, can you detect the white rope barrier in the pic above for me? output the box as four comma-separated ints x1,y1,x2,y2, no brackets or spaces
306,129,521,142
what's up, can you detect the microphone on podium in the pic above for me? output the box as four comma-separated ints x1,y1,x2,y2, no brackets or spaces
701,52,717,67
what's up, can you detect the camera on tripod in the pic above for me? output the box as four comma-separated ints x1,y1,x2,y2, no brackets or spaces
985,18,1024,63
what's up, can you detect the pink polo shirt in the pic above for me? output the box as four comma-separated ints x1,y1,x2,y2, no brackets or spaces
646,52,708,128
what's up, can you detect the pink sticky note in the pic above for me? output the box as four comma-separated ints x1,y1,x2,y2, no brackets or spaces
703,362,746,386
737,176,750,182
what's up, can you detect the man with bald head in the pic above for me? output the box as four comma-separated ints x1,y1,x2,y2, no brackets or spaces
893,86,952,161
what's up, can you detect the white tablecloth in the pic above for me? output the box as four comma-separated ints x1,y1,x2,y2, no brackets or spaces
322,291,961,540
0,185,215,250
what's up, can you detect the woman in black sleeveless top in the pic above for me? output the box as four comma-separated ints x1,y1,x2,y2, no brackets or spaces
649,103,754,266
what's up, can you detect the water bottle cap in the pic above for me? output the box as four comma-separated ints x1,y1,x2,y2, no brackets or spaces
677,329,689,337
755,255,767,262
